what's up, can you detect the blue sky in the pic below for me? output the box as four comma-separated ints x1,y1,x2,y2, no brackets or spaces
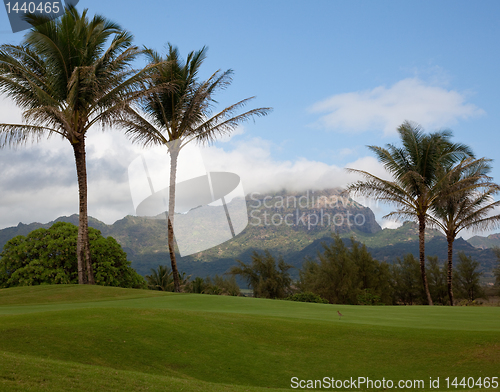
0,0,499,237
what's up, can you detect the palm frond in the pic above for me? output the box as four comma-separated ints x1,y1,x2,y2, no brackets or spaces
0,123,62,147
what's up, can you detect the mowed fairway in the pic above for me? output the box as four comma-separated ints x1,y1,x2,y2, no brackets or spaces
0,285,498,391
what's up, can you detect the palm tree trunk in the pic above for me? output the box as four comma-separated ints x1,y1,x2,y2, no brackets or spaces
167,147,181,292
447,236,454,306
72,137,95,285
418,216,433,305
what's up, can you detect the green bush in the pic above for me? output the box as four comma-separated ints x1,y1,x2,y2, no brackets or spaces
285,292,329,304
455,253,485,301
299,236,392,304
357,288,382,305
185,275,241,296
229,251,292,299
0,222,145,289
391,253,426,305
457,299,483,306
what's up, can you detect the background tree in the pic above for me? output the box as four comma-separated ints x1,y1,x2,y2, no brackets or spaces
145,265,173,291
0,7,155,284
346,121,473,305
299,236,358,304
118,45,271,292
229,250,292,299
391,253,424,305
298,236,392,304
350,238,392,303
210,275,240,296
186,275,241,296
0,222,145,288
146,265,190,291
454,252,485,301
493,247,500,292
284,292,329,304
187,276,206,294
428,157,500,305
426,255,448,305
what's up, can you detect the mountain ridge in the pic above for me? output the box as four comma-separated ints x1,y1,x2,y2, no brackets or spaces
0,189,498,283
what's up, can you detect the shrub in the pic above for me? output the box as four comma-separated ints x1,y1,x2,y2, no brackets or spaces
357,288,382,305
299,236,392,304
284,292,328,304
0,222,145,289
145,265,190,291
185,275,241,296
455,253,485,301
229,251,292,299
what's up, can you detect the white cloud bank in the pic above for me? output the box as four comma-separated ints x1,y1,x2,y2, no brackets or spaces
0,79,489,236
310,78,485,135
200,138,389,195
0,123,387,228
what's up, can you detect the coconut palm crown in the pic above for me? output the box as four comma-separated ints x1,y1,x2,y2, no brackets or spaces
0,7,158,284
345,121,474,305
428,157,500,305
118,44,271,292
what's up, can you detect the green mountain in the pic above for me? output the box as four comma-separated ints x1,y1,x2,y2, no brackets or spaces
347,220,444,248
468,233,500,249
0,215,108,252
0,189,498,283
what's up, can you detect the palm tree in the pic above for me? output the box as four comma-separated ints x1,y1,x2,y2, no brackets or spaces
345,121,473,305
146,264,173,291
0,7,156,284
118,44,271,292
428,157,500,305
145,265,191,292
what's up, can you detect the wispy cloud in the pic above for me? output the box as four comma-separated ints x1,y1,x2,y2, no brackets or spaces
201,138,386,194
0,126,389,228
310,78,485,135
0,96,391,228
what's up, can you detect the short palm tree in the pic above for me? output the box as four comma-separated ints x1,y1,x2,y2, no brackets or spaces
145,265,173,291
428,157,500,305
345,121,473,305
0,7,156,284
118,44,271,292
145,265,191,291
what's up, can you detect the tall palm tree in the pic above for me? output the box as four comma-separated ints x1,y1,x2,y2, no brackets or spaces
345,121,473,305
0,7,156,284
428,157,500,305
118,44,271,292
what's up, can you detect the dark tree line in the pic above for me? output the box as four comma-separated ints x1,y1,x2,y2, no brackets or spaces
229,250,293,299
229,235,489,305
298,236,392,305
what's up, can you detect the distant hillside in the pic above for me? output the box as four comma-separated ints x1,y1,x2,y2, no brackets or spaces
279,225,496,281
0,215,108,252
0,189,498,283
468,233,500,250
348,221,444,248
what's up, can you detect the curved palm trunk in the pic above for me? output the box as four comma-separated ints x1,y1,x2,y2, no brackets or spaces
167,147,181,292
72,137,95,285
447,236,454,306
418,216,433,305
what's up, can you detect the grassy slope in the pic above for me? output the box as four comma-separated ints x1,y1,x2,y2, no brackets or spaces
0,285,499,391
348,222,443,248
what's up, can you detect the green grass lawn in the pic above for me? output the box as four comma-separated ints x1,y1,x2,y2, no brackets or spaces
0,285,498,391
